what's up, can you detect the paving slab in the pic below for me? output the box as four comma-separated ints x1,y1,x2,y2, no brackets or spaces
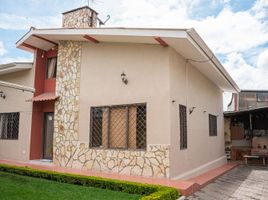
186,165,268,200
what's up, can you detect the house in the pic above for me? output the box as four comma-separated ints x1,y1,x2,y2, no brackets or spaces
0,62,34,161
0,6,239,180
224,90,268,161
227,90,268,111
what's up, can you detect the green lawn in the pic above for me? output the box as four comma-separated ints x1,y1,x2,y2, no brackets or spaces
0,171,142,200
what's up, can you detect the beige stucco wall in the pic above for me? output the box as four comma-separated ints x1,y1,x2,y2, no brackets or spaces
169,48,226,179
53,41,226,179
77,42,171,177
0,68,34,161
53,41,170,178
79,42,170,145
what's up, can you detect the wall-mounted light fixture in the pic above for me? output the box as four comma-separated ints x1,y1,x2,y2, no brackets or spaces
41,51,45,58
0,90,6,99
121,72,128,85
189,106,196,114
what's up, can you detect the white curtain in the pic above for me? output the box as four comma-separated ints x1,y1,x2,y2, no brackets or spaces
47,58,57,78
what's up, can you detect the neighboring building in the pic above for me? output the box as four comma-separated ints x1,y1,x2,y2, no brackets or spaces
0,62,34,161
225,90,268,161
227,90,268,111
0,6,239,180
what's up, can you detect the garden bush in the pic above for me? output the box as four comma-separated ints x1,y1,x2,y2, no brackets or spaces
0,164,180,200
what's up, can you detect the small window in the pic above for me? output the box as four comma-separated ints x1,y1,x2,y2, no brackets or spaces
209,114,217,136
257,93,268,102
179,105,187,149
46,57,57,78
0,112,19,139
90,104,146,150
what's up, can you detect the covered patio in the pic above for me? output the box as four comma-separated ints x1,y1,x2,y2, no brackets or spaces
224,107,268,163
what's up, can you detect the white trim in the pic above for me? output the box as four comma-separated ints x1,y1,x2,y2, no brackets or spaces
186,29,239,93
172,155,227,180
0,80,35,93
15,27,239,92
16,28,188,47
0,62,33,75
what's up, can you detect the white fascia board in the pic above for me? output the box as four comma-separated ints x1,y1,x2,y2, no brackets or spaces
186,29,240,93
0,80,35,93
0,62,33,75
37,28,188,38
16,29,34,47
16,27,189,48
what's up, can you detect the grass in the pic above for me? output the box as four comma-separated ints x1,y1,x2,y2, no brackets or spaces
0,171,142,200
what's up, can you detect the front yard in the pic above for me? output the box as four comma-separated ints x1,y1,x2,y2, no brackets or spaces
0,164,179,200
0,171,141,200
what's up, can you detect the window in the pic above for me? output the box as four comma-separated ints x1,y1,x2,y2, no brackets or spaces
257,92,268,102
90,104,146,150
179,105,187,149
209,114,217,136
0,112,19,139
46,57,57,78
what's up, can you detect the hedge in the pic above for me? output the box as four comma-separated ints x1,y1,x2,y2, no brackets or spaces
0,164,180,200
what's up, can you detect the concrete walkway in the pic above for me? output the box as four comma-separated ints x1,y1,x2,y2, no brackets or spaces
186,165,268,200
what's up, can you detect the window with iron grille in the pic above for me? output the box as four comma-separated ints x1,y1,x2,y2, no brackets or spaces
209,114,217,136
90,104,146,150
179,105,187,149
0,112,19,139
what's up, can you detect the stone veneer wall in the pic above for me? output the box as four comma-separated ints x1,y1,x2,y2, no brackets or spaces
62,7,98,28
53,41,170,178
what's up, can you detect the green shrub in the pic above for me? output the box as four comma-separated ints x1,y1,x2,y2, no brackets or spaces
0,164,179,200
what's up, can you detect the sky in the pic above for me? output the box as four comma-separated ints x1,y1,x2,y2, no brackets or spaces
0,0,268,108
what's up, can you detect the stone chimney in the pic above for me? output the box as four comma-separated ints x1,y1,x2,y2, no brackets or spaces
62,6,99,28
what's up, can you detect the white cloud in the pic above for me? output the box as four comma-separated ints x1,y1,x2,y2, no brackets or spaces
192,8,268,54
224,49,268,90
1,0,268,109
0,41,7,56
99,0,268,55
97,0,268,95
0,13,61,30
257,49,268,69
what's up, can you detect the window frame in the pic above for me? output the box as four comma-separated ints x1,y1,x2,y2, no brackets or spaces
209,114,217,136
257,92,268,102
0,112,20,140
46,56,57,79
89,103,147,151
179,104,187,150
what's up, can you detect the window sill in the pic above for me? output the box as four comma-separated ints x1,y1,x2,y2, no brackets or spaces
0,138,18,140
89,147,146,152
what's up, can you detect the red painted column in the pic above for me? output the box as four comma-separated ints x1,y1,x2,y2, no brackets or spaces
29,49,57,160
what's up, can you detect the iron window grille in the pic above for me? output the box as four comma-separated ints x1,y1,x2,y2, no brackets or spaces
179,105,187,149
209,114,217,136
90,104,146,150
0,112,19,140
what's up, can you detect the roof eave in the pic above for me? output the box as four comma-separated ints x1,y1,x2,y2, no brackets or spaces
186,28,240,93
16,27,239,92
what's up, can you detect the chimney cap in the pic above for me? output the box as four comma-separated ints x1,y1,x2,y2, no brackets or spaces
62,6,98,15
